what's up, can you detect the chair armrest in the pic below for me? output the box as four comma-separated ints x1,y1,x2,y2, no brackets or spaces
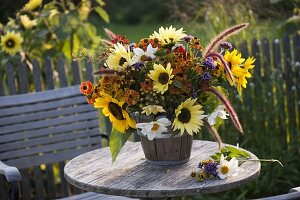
289,187,300,193
0,161,21,183
0,161,21,200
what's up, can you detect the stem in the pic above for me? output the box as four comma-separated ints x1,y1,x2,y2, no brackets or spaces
238,158,283,167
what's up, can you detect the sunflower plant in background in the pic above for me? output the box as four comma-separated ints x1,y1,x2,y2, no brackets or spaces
0,0,109,65
79,23,255,162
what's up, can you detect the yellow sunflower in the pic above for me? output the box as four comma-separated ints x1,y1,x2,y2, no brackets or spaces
106,42,132,71
0,31,23,56
20,15,37,29
223,49,245,85
148,63,174,94
150,26,186,46
94,92,136,133
235,57,255,95
23,0,42,11
172,98,205,135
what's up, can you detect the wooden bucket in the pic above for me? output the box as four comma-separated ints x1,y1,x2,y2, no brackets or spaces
140,134,193,165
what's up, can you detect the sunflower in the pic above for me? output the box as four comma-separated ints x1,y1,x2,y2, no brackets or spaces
150,26,186,46
94,92,136,133
0,31,23,56
20,15,37,29
106,43,132,71
234,57,255,95
23,0,42,11
172,98,205,135
223,49,245,85
148,63,174,94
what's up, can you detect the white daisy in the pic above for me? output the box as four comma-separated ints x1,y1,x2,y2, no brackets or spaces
141,105,166,116
131,44,158,65
106,43,132,71
150,26,186,46
217,154,240,179
136,118,171,140
207,105,229,125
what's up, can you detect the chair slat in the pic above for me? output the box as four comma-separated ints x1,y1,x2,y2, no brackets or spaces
0,84,80,108
0,103,94,126
85,60,94,82
5,145,100,169
0,128,100,152
0,95,86,117
0,112,97,135
0,119,99,144
46,163,56,199
0,136,101,160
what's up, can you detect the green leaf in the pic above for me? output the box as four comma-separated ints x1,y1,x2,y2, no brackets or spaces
95,7,110,23
109,128,132,162
172,80,183,89
95,0,106,6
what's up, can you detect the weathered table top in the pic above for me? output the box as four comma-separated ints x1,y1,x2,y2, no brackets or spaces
64,140,260,198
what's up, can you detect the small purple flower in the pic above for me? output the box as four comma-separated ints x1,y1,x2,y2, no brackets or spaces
201,72,212,81
203,57,215,70
191,91,198,99
132,62,144,71
220,42,233,50
128,43,136,52
204,162,218,176
184,35,194,43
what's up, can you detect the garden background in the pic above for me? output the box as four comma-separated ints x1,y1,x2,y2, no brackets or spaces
0,0,300,199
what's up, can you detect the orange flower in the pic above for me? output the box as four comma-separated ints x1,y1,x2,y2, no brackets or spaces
140,79,153,92
80,81,93,95
124,89,140,105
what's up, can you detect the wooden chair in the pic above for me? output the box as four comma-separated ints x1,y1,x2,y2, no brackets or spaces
0,85,133,200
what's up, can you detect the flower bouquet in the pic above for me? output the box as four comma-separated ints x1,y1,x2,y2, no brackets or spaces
79,23,255,163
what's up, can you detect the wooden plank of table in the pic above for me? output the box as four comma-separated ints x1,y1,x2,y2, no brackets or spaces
64,140,261,198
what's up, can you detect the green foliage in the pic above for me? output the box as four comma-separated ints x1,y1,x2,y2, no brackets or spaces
210,146,250,161
109,128,133,163
0,0,109,63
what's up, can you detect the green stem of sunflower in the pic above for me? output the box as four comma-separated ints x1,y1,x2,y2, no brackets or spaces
238,158,283,167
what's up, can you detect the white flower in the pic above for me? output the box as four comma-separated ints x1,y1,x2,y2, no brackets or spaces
141,105,165,116
131,44,157,65
106,43,132,71
217,154,240,179
207,105,229,125
150,26,186,46
136,118,171,140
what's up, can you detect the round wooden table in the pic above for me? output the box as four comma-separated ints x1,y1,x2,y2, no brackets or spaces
64,140,260,199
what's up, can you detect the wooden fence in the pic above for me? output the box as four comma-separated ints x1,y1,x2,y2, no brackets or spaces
0,34,299,152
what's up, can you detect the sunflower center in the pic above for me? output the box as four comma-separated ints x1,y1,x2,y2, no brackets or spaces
158,73,169,84
141,55,148,62
151,123,160,131
119,57,127,66
108,102,125,120
221,166,229,174
178,108,191,123
83,85,87,90
5,39,15,48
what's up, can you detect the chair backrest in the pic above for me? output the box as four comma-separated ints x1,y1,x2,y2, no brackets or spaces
0,85,104,199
